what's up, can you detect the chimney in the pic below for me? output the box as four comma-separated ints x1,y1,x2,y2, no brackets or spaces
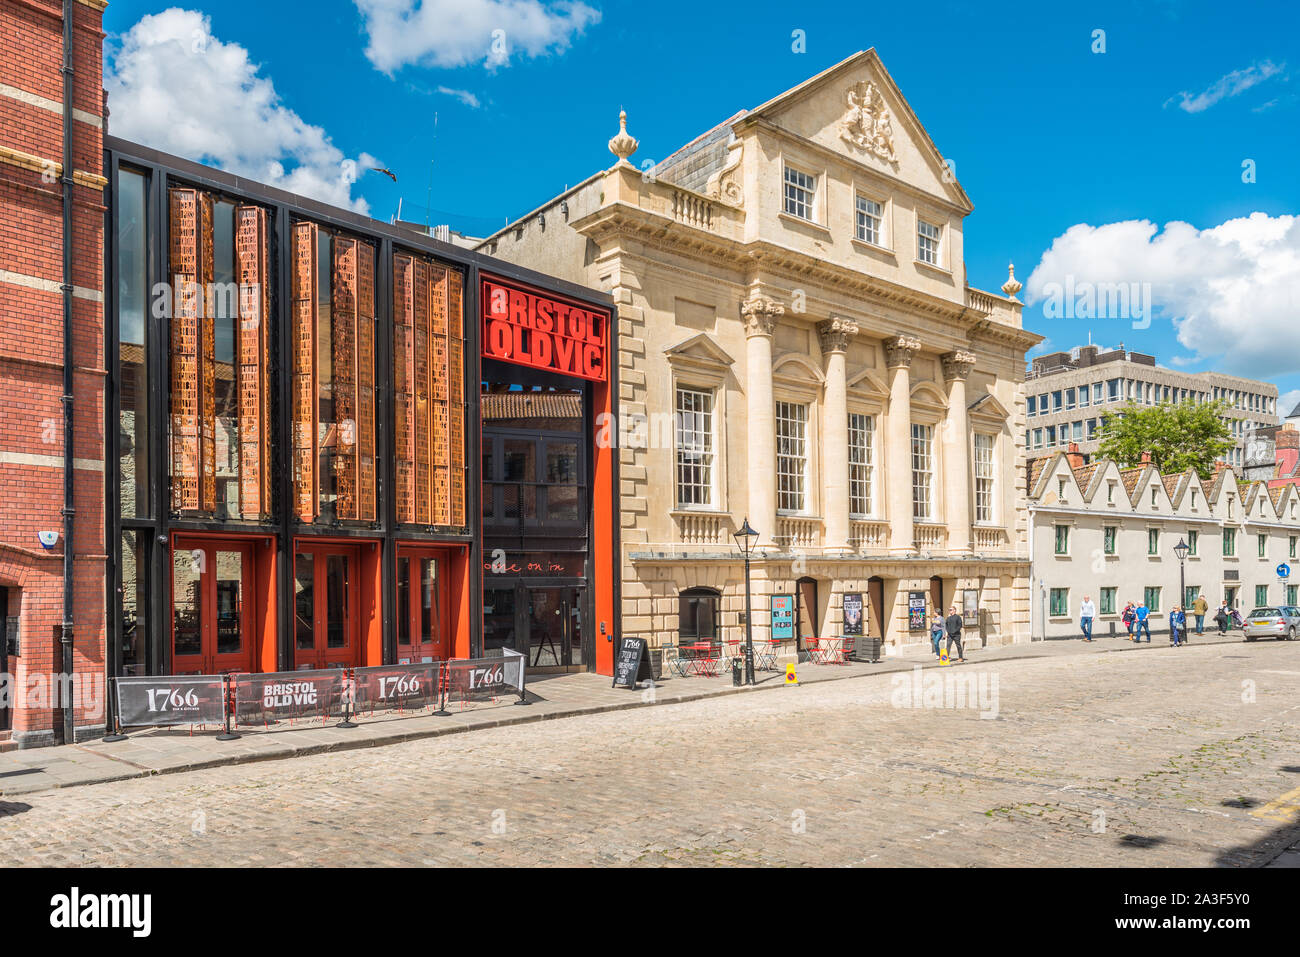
1066,442,1085,470
1140,451,1152,465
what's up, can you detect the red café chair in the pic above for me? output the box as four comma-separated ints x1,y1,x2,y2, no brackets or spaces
836,634,854,665
805,636,826,665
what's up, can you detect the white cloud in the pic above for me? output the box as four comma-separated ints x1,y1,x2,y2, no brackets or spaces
1166,60,1285,113
1281,389,1300,419
355,0,600,73
1024,213,1300,377
436,86,482,108
105,8,375,212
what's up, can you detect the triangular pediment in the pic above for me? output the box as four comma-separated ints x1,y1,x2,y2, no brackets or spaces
744,49,972,213
968,392,1010,426
664,332,735,370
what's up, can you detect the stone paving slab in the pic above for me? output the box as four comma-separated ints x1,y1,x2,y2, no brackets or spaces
0,632,1252,797
2,638,1297,867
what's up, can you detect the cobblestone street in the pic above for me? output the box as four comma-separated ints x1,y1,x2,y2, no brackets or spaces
3,640,1300,866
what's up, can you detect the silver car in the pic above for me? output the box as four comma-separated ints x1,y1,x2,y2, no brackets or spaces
1242,606,1300,641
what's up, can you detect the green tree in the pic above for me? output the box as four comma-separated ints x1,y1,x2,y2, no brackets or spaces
1096,400,1235,478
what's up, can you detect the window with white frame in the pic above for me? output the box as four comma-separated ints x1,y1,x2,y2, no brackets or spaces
855,194,883,245
783,165,816,221
674,385,714,507
973,433,995,523
911,423,934,520
776,401,809,512
917,219,941,266
848,413,874,516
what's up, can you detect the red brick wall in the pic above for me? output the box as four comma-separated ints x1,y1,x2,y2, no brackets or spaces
0,0,108,744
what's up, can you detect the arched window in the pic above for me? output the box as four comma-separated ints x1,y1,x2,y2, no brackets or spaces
679,587,721,645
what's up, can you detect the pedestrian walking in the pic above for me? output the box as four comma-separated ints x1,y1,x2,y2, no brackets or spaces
1079,595,1096,641
1121,601,1136,638
944,605,966,662
1134,601,1152,642
1169,605,1186,647
1192,594,1209,635
929,613,945,659
1215,600,1231,635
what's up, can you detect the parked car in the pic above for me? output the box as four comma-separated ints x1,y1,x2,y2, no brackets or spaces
1242,606,1299,641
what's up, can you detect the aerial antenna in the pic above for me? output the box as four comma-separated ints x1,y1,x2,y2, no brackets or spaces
426,112,438,232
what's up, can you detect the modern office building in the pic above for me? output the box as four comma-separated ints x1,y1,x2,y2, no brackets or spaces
1024,345,1280,470
478,50,1042,664
1028,449,1300,639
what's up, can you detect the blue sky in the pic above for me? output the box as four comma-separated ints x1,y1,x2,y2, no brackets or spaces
101,0,1300,406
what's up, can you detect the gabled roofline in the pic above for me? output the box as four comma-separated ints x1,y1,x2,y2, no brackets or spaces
734,48,974,213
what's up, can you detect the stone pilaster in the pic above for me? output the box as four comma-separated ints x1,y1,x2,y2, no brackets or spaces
742,294,784,546
941,350,977,555
884,334,921,555
818,317,858,551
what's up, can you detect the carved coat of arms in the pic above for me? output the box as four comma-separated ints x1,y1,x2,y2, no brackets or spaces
839,81,896,163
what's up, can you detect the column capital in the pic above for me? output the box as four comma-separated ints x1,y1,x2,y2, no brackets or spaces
741,295,785,338
883,334,922,369
817,317,859,354
941,350,978,381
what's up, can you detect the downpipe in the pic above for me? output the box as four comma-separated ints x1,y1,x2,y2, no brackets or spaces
59,0,76,745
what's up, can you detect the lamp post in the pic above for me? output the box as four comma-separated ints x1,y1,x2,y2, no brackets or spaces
734,518,759,686
1174,538,1190,622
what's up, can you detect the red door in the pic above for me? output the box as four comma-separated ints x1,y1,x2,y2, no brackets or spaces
294,544,362,669
171,538,256,675
396,547,450,662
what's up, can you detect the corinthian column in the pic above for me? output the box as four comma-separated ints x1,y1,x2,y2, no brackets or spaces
818,317,858,551
884,334,921,556
742,294,784,546
941,350,977,555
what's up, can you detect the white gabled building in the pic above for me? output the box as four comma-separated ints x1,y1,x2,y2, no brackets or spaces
1028,448,1300,639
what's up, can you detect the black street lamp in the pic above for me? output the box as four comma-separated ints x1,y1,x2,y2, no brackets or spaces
734,518,759,686
1174,538,1190,620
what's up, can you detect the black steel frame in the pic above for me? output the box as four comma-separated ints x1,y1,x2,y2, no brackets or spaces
103,137,617,687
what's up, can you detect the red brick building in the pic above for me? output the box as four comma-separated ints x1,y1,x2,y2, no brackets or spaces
1,0,108,747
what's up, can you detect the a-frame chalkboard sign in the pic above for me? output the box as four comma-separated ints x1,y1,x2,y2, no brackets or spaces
612,636,653,689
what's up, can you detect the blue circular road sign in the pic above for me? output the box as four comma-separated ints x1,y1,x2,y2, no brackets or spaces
1277,563,1292,580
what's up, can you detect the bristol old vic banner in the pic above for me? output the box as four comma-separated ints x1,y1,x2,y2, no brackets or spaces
480,275,609,382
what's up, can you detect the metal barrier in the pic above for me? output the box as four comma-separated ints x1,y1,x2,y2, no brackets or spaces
440,649,528,713
107,653,529,742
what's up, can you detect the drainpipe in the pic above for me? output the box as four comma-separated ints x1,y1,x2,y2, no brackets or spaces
59,0,76,745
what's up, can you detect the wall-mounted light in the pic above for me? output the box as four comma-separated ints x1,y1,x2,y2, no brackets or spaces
536,213,546,229
560,200,569,219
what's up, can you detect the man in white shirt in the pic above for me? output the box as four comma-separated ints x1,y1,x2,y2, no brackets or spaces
1080,595,1097,641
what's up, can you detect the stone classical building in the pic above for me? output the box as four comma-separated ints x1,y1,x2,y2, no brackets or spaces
1026,345,1280,471
1028,451,1300,640
478,50,1041,660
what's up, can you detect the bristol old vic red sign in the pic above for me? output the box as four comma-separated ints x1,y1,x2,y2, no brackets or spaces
481,275,608,382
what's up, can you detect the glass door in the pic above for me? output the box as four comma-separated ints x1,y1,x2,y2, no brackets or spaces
396,549,448,662
526,587,582,668
294,544,360,669
171,538,255,674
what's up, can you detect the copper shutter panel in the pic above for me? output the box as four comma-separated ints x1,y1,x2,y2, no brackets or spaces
412,259,432,526
429,263,451,526
448,269,465,527
331,236,359,520
392,253,416,525
168,188,215,512
235,205,272,518
291,222,319,522
356,242,377,523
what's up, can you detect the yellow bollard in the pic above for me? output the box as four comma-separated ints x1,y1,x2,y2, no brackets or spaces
785,663,799,686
